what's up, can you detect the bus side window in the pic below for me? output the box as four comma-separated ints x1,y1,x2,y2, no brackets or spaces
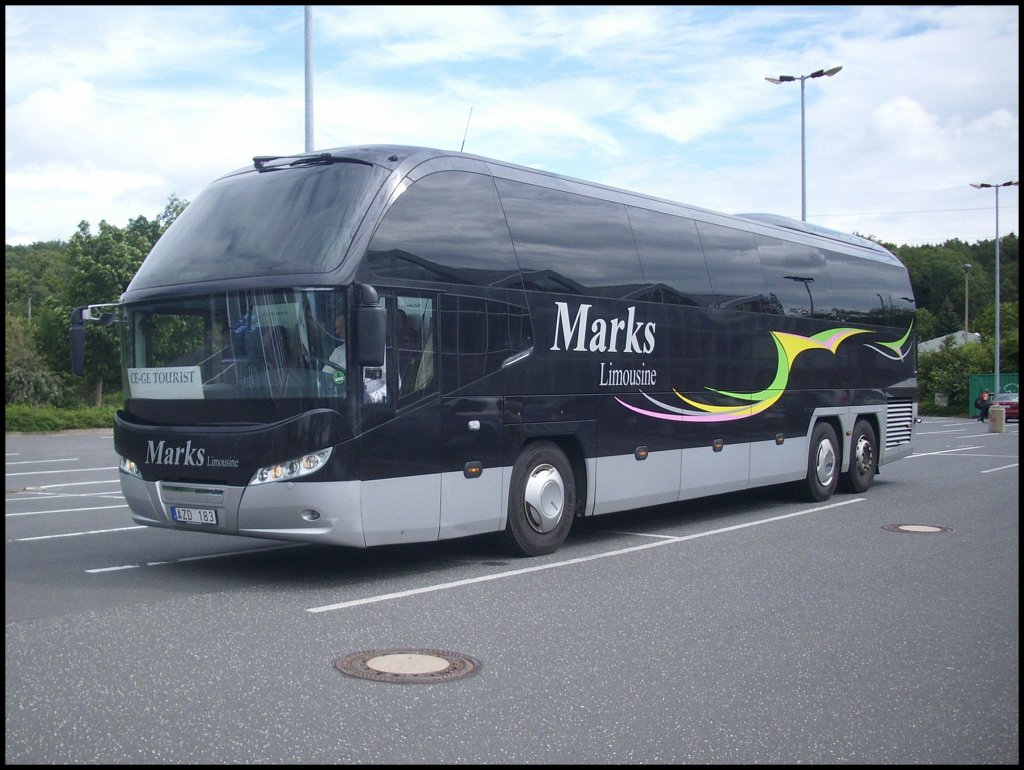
695,221,769,311
627,206,714,308
756,236,835,319
397,296,437,407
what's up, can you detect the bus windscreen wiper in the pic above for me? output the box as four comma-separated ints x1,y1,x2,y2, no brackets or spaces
252,153,373,172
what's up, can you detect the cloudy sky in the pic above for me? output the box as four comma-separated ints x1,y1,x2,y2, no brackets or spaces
5,5,1019,248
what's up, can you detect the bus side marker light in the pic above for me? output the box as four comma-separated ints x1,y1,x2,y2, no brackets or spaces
634,446,649,461
712,439,725,452
463,461,483,478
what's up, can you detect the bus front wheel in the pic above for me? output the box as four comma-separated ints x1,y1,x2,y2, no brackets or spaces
797,422,839,502
503,441,575,557
840,419,877,493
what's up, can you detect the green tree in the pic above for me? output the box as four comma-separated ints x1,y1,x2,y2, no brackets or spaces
973,300,1020,376
4,240,69,319
5,312,65,406
896,241,986,331
34,196,188,405
935,296,961,336
913,307,938,342
969,233,1019,305
157,194,189,230
918,340,993,411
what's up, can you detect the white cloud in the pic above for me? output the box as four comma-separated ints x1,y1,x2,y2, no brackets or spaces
4,5,1019,247
5,163,168,245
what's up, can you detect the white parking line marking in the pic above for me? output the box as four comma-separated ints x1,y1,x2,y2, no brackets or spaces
16,526,146,542
908,446,983,457
6,504,130,517
5,466,118,477
6,458,78,465
7,491,124,501
84,543,301,572
27,480,120,489
306,498,866,614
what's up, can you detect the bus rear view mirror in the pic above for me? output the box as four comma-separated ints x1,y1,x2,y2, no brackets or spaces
69,306,87,376
356,285,386,367
69,304,118,376
70,325,86,376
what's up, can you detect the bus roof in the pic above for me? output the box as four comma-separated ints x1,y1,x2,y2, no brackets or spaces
240,145,898,264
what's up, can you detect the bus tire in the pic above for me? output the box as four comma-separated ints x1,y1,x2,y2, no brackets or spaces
503,441,575,557
839,419,877,493
797,422,839,502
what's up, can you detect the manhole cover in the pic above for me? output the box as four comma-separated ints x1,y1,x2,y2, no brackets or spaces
335,648,481,684
882,524,953,534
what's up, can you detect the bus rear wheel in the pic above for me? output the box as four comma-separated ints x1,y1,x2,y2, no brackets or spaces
796,422,839,502
839,419,877,493
503,441,575,557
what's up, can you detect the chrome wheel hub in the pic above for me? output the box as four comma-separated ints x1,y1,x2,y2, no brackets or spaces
523,464,564,533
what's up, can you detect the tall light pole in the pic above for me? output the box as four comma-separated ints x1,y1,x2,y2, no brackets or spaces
304,6,314,152
969,180,1019,400
784,275,815,316
766,66,843,222
961,263,971,334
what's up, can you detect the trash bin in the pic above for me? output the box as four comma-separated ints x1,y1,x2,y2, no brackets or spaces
988,405,1006,433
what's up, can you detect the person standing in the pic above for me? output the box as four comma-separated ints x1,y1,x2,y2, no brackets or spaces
974,390,992,421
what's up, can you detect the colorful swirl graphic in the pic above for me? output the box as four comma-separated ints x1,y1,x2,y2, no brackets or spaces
862,321,915,361
615,324,912,423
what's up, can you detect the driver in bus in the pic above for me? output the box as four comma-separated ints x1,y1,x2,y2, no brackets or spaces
322,309,388,402
322,310,347,374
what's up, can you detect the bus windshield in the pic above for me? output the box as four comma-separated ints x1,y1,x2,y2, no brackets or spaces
121,288,353,416
127,161,390,290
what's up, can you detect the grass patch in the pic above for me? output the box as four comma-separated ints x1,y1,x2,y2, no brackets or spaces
5,404,118,432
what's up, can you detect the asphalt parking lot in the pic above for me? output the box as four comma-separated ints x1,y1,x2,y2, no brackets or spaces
5,418,1019,763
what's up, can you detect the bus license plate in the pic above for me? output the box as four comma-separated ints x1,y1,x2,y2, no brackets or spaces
171,506,218,525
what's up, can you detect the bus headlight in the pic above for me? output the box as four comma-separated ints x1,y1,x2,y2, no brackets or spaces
120,456,143,478
250,448,332,485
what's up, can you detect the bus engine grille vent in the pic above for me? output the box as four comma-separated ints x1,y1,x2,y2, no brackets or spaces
885,398,914,448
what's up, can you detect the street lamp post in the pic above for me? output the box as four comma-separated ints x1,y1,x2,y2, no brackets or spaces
784,275,815,316
766,66,842,222
305,6,314,152
962,263,971,334
969,180,1019,400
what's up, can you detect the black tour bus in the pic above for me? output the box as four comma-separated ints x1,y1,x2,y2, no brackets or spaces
71,145,918,556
